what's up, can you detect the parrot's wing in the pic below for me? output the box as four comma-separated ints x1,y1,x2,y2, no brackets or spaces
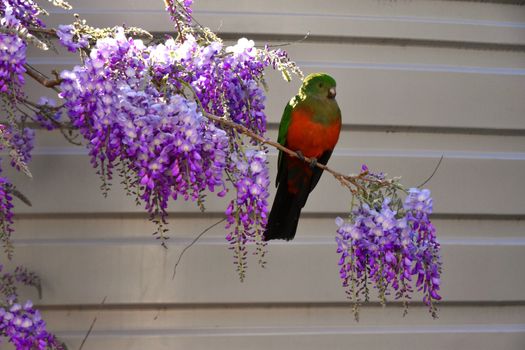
275,99,294,187
309,150,333,192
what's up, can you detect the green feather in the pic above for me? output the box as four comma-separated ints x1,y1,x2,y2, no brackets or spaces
276,98,294,186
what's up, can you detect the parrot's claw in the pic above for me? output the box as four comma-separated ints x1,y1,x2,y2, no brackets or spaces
295,150,317,168
295,150,305,161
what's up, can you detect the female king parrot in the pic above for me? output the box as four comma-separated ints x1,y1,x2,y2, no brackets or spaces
264,73,341,241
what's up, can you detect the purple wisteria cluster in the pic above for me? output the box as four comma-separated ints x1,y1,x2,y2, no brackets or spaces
0,300,63,350
0,2,73,347
5,126,35,171
56,24,89,52
336,166,441,318
0,163,15,259
0,265,63,350
59,28,234,243
0,3,29,95
0,122,36,259
225,150,270,279
0,32,26,94
34,97,63,131
149,34,268,134
1,1,38,177
165,0,194,24
0,0,44,30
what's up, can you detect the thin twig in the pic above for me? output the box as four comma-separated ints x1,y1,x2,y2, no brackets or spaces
172,217,226,280
174,17,185,44
258,32,311,48
24,64,62,90
78,296,106,350
418,155,444,188
5,184,32,207
28,27,57,36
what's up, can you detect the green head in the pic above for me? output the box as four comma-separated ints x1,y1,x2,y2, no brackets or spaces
300,73,337,100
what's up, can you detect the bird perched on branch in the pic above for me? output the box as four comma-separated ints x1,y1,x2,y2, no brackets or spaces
264,73,341,241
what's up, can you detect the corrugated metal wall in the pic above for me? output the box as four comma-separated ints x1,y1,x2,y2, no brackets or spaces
5,0,525,348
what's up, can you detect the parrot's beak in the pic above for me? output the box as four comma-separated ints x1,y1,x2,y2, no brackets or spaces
328,87,336,99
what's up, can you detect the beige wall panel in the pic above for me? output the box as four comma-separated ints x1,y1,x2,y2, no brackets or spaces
41,1,525,46
49,0,525,23
11,216,525,240
39,305,525,332
22,61,525,129
265,68,525,129
31,127,525,155
5,329,524,350
27,41,525,70
7,303,525,349
5,243,524,304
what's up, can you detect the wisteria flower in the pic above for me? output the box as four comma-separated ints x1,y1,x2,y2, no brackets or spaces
56,24,90,52
335,166,442,319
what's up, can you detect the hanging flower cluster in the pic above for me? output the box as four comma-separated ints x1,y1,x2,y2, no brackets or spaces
0,2,81,348
336,165,442,319
0,1,44,28
0,264,64,350
34,97,63,131
5,126,34,171
59,28,234,243
165,0,194,24
149,34,269,135
225,149,270,280
0,3,29,96
0,32,26,94
0,165,15,259
56,24,89,52
0,1,39,173
0,122,35,259
0,299,65,350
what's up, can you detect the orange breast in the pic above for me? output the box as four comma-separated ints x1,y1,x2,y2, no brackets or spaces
286,108,341,159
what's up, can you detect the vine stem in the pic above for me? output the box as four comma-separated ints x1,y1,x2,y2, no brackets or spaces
172,217,226,280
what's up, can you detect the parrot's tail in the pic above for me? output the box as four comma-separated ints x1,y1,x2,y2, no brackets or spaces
263,182,308,241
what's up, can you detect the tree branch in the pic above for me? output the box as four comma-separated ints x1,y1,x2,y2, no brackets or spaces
204,112,375,194
28,27,57,36
24,64,62,90
175,78,382,195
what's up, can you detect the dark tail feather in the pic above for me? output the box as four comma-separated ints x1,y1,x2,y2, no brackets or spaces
263,182,307,241
264,150,333,241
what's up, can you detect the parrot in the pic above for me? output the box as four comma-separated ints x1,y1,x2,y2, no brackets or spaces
263,73,341,241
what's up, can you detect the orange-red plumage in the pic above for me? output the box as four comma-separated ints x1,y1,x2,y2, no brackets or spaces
285,108,341,194
286,108,341,159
